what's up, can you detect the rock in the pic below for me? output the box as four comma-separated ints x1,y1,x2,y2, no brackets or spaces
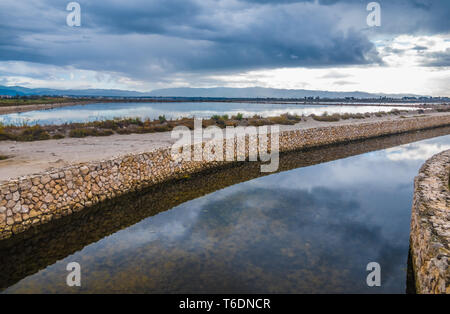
9,184,18,193
12,191,20,202
41,175,51,185
21,205,29,213
80,166,90,175
29,210,40,218
64,171,73,181
44,194,54,203
12,203,21,214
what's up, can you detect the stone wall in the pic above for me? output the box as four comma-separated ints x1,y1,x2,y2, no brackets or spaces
2,126,450,291
1,114,450,240
410,149,450,294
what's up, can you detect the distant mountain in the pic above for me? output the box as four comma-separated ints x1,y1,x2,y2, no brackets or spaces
0,86,149,97
148,87,423,99
0,85,424,99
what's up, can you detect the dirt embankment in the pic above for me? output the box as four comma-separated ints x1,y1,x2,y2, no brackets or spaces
0,101,97,115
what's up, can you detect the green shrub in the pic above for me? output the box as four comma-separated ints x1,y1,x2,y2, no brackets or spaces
69,128,113,138
268,115,296,125
16,126,50,141
158,115,167,123
154,125,172,132
174,119,195,130
249,119,272,127
136,126,155,134
0,128,15,141
311,113,341,122
52,133,65,139
69,128,92,138
352,113,365,119
116,128,133,135
96,129,114,136
235,113,244,121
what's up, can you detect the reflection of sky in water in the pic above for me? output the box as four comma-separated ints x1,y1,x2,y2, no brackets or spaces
0,102,417,126
4,134,450,294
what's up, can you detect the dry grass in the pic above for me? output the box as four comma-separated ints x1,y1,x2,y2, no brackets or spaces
69,128,114,138
311,113,341,122
0,97,78,107
0,106,441,142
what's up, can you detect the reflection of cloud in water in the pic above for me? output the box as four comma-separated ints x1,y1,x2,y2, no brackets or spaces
6,185,406,293
385,143,450,161
184,187,406,293
257,134,450,192
78,198,213,255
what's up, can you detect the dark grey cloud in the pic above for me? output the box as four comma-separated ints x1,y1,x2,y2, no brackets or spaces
412,45,428,51
423,48,450,67
383,47,406,56
0,0,448,83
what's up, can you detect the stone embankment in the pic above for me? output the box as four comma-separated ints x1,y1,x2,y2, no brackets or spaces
410,150,450,294
1,114,450,240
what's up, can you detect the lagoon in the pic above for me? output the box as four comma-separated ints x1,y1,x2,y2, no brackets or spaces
0,102,417,126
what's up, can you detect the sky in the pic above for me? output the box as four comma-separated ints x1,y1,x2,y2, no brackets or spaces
0,0,449,96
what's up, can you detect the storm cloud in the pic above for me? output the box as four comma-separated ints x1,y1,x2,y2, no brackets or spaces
0,0,449,87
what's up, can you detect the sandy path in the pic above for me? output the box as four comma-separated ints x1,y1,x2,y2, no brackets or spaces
0,111,449,183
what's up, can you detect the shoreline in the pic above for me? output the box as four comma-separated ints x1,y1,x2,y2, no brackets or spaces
0,101,98,115
0,113,450,240
0,99,440,116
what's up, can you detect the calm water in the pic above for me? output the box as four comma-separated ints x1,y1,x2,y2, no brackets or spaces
1,131,449,294
0,102,417,126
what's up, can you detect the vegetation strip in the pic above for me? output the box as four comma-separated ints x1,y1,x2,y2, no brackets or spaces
1,107,449,142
